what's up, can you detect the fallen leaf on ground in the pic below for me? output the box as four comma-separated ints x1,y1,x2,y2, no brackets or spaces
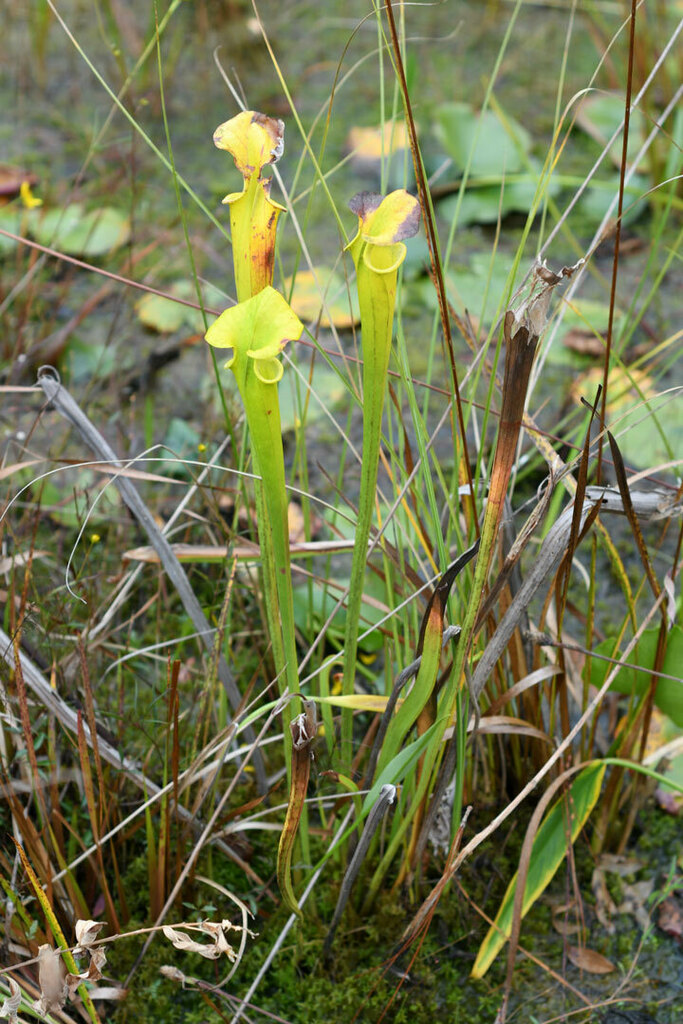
567,945,615,973
598,854,644,877
618,879,655,930
657,897,682,944
562,328,605,357
591,868,617,933
551,900,582,936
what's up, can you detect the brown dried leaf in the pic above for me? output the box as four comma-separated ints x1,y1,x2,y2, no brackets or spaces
0,165,37,198
568,945,615,974
562,328,605,357
0,978,22,1024
657,897,683,944
161,920,247,961
199,920,238,960
67,945,107,995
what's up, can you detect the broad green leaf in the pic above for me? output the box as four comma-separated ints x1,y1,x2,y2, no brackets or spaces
575,94,649,172
292,573,387,652
570,368,682,472
435,101,531,177
159,418,202,479
277,362,347,432
573,172,650,229
438,161,560,228
136,291,189,333
0,207,22,253
136,280,227,333
418,252,517,328
589,625,683,727
32,203,130,256
472,763,606,979
64,335,117,381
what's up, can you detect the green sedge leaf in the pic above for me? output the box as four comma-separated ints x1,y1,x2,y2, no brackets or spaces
471,763,606,979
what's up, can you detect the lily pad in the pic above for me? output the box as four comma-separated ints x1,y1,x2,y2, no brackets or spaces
0,206,22,254
434,101,532,178
575,94,649,173
159,418,202,478
284,267,359,329
31,203,130,256
346,122,409,162
63,336,118,382
433,103,558,226
278,360,347,433
292,570,387,653
416,252,516,329
438,160,560,228
136,280,227,333
573,172,650,230
589,625,683,728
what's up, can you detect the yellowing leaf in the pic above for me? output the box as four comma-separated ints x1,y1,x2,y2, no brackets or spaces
318,693,394,712
570,366,655,412
285,268,359,328
346,122,409,161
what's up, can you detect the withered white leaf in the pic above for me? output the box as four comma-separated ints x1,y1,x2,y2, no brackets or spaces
0,978,22,1024
162,925,222,960
159,965,190,986
35,944,67,1016
74,919,105,953
202,922,235,960
89,947,107,975
66,948,106,996
222,917,253,935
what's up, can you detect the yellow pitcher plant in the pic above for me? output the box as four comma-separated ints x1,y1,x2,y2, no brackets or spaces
213,110,286,303
208,113,302,741
340,189,421,763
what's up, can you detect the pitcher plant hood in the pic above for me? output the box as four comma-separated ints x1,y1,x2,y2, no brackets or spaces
214,111,286,301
